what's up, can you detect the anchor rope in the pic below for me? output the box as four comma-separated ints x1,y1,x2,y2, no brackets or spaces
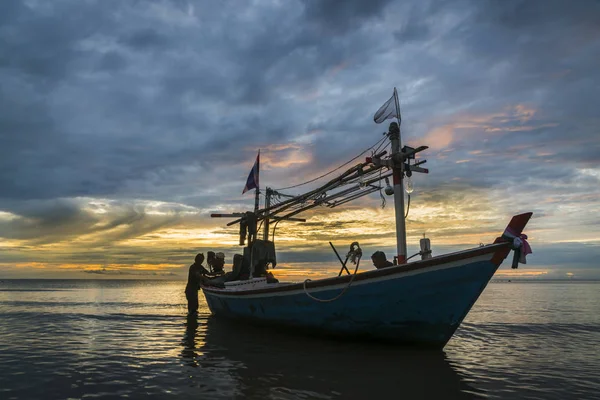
303,242,362,303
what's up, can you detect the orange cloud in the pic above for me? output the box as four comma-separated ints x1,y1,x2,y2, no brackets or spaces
262,143,302,152
514,104,536,122
494,269,549,277
260,149,312,169
243,142,313,170
423,125,454,150
423,104,554,150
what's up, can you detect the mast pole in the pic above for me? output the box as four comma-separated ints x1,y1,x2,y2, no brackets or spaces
254,188,260,214
254,149,260,214
263,188,271,241
390,87,407,264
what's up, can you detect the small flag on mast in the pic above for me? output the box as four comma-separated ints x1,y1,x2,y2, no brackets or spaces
242,151,260,194
374,87,401,124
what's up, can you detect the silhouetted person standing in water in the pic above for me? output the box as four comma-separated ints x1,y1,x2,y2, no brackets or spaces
186,253,208,315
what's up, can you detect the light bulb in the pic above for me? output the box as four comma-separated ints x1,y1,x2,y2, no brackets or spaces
405,177,414,194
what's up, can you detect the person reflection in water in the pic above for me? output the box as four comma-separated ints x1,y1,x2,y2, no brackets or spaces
181,315,199,368
185,253,208,315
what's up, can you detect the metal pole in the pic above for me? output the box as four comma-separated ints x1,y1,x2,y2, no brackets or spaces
263,188,271,241
254,149,260,214
391,88,407,264
329,242,351,276
254,188,260,214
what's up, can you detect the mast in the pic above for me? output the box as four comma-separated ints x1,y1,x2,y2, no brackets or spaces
263,187,271,241
211,92,429,266
390,88,407,264
254,149,260,214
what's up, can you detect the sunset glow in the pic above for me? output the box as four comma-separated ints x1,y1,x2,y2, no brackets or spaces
0,0,598,280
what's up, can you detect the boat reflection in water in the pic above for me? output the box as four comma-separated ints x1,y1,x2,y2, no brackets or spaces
181,313,483,399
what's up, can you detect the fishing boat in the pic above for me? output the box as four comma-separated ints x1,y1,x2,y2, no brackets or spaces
202,89,533,348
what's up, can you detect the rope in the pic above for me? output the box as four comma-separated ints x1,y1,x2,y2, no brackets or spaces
406,250,427,262
271,219,281,243
257,219,264,235
302,242,362,303
378,169,386,209
303,257,361,302
273,136,387,191
372,137,389,156
405,194,410,218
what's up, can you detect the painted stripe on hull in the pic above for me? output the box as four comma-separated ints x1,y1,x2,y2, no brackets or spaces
203,258,499,347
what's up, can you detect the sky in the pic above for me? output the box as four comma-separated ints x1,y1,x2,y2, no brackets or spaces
1,0,599,280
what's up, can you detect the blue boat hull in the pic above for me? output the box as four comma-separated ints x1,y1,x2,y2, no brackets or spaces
203,251,501,348
202,211,532,348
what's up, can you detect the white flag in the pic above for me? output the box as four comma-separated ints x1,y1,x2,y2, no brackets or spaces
374,88,400,124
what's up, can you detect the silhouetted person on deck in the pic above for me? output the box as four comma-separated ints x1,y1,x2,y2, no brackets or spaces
207,251,216,273
371,251,394,269
185,253,208,315
207,251,225,275
213,252,225,274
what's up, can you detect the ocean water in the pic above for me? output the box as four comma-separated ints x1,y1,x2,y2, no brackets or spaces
0,279,599,399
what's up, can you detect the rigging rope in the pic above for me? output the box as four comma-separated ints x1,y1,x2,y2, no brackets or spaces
271,219,281,243
372,136,389,156
378,169,386,209
273,136,387,191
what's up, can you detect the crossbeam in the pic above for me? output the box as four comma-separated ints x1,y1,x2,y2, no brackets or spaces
275,170,393,221
272,216,306,222
402,145,428,160
406,165,429,174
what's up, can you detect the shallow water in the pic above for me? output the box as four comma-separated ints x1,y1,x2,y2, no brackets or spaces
0,280,598,399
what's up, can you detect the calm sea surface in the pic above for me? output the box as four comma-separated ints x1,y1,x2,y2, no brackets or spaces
0,279,599,399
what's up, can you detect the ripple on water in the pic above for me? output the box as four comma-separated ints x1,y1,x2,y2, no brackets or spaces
0,280,599,399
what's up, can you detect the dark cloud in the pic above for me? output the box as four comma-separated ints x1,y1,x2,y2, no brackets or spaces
0,198,191,245
121,28,170,51
0,0,598,274
303,0,394,34
0,0,396,202
97,51,128,72
394,22,430,43
0,1,118,81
